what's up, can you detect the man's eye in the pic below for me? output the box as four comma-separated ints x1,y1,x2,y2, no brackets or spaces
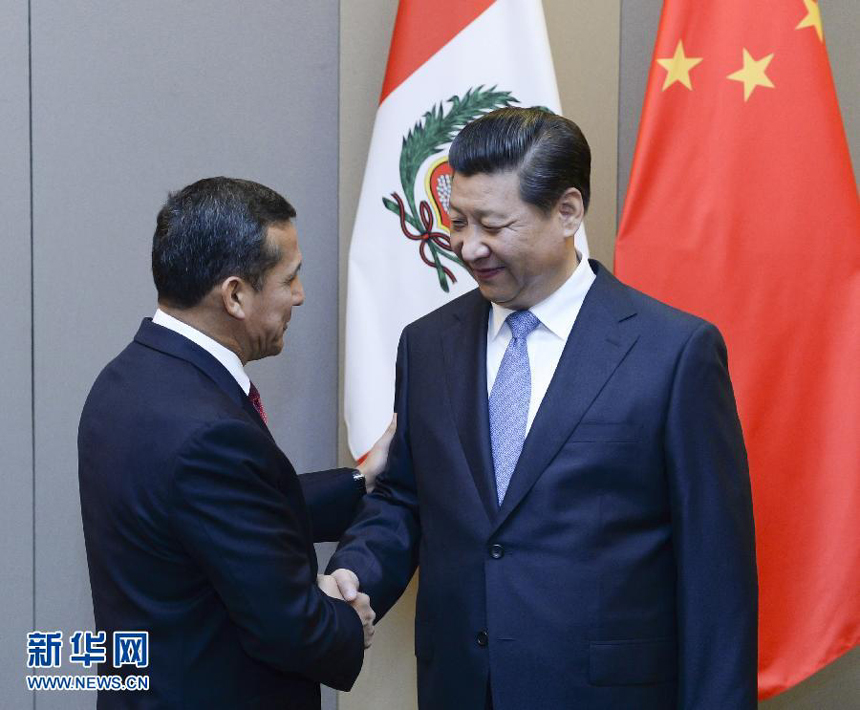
451,221,466,230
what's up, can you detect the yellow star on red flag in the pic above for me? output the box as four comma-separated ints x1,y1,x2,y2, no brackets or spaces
796,0,824,42
656,40,703,91
727,49,775,101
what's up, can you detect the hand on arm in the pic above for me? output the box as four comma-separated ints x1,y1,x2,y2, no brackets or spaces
356,414,397,493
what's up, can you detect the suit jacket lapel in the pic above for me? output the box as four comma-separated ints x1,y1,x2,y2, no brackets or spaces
493,262,640,532
441,291,498,524
133,318,273,439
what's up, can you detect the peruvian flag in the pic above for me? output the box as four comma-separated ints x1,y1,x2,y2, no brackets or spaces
344,0,588,458
615,0,860,699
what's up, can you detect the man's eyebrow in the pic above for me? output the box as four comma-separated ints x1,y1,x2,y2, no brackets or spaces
287,262,302,279
448,204,508,220
450,205,510,220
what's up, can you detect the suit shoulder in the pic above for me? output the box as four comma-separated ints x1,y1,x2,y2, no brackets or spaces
611,273,720,341
81,339,251,449
402,288,485,337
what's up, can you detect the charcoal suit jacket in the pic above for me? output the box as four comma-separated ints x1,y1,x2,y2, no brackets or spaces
79,319,365,709
329,260,757,709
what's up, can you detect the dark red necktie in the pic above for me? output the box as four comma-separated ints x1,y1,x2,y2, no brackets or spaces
248,382,268,425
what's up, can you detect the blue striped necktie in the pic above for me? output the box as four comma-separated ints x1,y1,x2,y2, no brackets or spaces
489,310,541,505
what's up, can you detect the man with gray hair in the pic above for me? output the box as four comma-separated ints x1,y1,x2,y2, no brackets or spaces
329,109,757,709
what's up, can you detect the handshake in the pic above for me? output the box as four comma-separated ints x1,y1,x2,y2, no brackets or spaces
318,569,375,648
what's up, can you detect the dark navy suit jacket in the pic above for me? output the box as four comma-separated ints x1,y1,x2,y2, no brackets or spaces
79,319,364,709
329,261,758,709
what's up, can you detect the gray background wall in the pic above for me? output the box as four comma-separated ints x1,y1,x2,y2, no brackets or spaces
2,1,341,708
0,0,35,707
1,1,856,709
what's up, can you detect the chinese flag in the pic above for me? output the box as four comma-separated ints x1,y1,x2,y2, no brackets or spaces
615,0,859,700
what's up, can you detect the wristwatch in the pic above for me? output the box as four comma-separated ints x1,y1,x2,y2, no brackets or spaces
352,469,367,493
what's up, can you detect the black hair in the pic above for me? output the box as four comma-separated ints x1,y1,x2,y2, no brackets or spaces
448,107,591,213
151,177,296,308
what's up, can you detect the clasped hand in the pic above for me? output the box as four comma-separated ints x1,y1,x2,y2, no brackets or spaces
317,570,375,648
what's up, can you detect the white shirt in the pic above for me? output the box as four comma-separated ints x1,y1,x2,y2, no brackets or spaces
487,256,596,433
152,309,251,395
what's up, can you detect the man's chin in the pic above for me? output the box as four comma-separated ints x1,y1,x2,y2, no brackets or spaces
479,285,521,309
265,339,285,358
478,284,505,303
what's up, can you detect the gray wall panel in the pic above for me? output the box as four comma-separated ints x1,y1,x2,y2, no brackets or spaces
823,0,860,179
617,0,662,226
0,1,34,707
30,2,339,708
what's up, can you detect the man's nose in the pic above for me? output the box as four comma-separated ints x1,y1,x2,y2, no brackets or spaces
459,229,491,263
293,277,305,306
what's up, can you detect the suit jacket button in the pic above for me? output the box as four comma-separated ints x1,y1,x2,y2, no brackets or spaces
476,630,488,647
489,544,504,559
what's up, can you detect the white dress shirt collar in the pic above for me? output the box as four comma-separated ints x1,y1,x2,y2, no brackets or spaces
152,308,251,395
489,254,596,341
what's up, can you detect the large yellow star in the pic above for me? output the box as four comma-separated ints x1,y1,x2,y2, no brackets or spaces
727,49,775,101
796,0,824,42
656,40,703,91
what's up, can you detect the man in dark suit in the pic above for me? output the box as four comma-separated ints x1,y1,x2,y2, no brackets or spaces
328,109,758,709
79,177,392,709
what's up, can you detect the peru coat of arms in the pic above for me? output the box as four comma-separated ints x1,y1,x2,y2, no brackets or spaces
382,86,519,292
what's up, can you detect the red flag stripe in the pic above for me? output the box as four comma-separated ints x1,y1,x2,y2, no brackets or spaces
379,0,495,103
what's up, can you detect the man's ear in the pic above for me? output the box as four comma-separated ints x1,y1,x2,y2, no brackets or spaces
220,276,248,320
556,187,585,238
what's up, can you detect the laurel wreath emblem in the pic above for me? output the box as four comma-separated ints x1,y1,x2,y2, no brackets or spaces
382,86,519,292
